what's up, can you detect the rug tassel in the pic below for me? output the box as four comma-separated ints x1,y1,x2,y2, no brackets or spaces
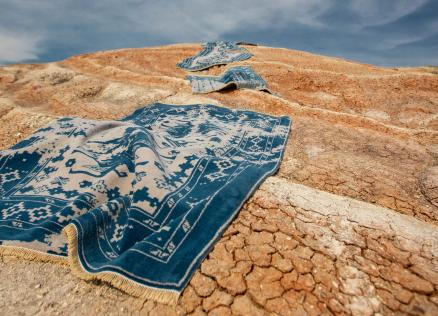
62,224,180,305
0,245,68,265
0,226,180,305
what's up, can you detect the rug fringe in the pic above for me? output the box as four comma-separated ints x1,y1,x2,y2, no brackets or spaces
0,245,68,265
62,224,180,305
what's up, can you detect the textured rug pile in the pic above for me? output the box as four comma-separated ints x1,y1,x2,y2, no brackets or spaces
0,103,290,304
187,66,269,94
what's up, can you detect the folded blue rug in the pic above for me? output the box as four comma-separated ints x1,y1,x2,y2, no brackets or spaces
177,41,253,71
0,103,291,304
187,66,269,94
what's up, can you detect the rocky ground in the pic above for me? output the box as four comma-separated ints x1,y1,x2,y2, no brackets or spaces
0,44,437,315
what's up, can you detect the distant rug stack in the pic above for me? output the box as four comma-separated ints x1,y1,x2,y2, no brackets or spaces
178,41,270,93
0,103,291,304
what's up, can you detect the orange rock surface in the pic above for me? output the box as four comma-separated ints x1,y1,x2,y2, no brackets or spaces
0,44,437,315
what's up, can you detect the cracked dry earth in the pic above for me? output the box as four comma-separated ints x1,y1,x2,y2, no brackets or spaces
0,44,437,315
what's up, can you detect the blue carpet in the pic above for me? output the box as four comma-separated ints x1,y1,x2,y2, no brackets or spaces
187,66,269,93
0,103,290,303
177,41,253,71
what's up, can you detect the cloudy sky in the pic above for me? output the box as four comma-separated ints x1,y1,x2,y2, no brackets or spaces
0,0,437,66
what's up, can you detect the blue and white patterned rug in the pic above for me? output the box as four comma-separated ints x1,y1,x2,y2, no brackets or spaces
0,103,291,304
187,66,269,94
177,41,253,71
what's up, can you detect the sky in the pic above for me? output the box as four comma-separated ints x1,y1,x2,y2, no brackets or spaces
0,0,437,67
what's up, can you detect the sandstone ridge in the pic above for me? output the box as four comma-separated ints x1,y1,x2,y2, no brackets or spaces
0,44,437,315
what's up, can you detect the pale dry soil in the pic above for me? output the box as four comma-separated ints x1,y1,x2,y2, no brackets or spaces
0,43,437,315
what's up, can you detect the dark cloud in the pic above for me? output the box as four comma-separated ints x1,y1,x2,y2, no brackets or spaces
0,0,436,66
